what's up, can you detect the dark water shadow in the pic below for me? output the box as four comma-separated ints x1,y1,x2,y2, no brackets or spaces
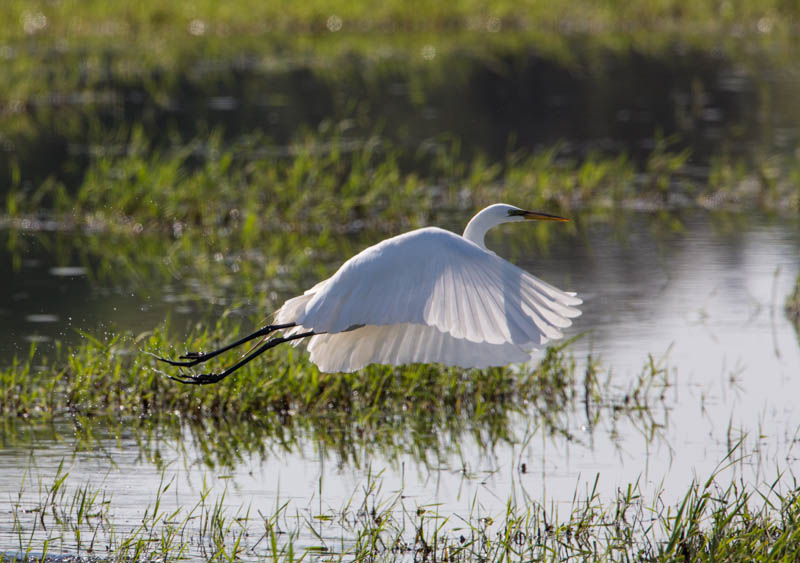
4,36,798,195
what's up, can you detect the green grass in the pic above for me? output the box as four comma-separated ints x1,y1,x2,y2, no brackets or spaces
3,0,800,219
0,331,795,561
2,0,798,42
0,324,568,421
3,0,800,210
0,316,674,470
7,127,798,249
0,325,578,466
6,445,800,561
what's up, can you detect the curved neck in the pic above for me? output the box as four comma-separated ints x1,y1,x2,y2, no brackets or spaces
462,210,501,250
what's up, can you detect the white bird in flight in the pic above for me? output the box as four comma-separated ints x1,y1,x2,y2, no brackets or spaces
157,203,582,384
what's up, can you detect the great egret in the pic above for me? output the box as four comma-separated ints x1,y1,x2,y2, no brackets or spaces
156,203,581,384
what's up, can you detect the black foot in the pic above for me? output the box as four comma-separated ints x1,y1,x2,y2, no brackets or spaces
179,351,205,360
148,351,205,367
168,371,227,385
151,326,314,386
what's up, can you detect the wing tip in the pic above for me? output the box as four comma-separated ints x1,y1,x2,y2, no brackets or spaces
564,292,583,305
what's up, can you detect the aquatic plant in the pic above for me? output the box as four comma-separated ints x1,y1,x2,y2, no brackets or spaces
0,316,678,472
9,126,797,247
6,443,800,561
0,324,574,460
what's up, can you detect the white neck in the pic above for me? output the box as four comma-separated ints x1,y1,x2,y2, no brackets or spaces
462,205,517,250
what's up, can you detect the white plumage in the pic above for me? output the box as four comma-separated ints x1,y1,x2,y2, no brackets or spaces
159,203,582,384
275,203,581,372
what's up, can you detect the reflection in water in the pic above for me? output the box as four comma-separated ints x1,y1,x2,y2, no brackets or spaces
1,367,553,469
0,210,798,554
787,275,800,346
0,343,672,559
4,36,800,197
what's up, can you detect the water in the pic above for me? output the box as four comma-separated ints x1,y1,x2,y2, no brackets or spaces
5,35,800,195
2,28,800,558
0,211,798,557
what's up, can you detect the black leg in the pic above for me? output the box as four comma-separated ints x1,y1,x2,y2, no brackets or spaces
150,322,297,367
168,330,315,385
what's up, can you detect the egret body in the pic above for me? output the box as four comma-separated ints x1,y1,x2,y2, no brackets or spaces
157,203,581,384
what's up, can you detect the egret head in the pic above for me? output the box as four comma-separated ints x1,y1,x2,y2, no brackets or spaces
462,203,568,249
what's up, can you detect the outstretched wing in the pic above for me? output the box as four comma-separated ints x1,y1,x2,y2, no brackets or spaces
304,323,532,373
280,227,581,353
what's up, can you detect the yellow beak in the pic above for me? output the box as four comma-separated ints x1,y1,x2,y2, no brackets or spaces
521,210,569,222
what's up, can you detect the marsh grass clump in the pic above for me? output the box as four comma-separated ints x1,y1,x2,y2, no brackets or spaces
0,324,585,468
0,321,574,423
10,125,799,246
8,465,252,562
0,326,673,473
8,449,800,561
3,2,800,225
38,129,439,239
0,130,669,235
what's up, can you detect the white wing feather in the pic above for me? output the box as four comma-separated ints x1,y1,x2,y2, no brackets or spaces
274,227,581,372
306,323,531,373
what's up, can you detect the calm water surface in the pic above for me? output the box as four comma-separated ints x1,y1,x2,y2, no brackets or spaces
0,211,798,556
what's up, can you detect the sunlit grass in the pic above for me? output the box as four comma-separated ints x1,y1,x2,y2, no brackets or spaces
3,6,799,221
6,445,800,561
2,0,796,43
8,126,797,249
0,319,675,471
0,321,575,438
3,3,800,216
